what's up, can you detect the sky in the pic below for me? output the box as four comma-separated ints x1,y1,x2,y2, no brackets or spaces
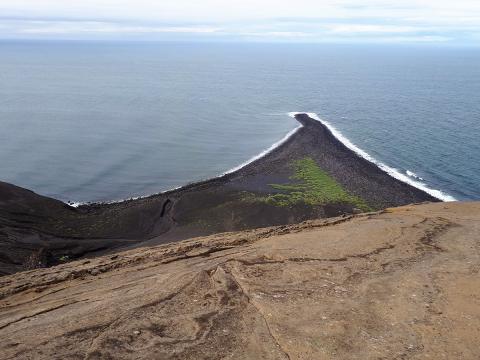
1,0,480,45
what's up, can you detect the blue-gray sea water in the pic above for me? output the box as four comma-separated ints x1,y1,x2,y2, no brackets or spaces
1,41,479,203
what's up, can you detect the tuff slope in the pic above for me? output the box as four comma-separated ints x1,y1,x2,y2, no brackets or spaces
1,202,479,359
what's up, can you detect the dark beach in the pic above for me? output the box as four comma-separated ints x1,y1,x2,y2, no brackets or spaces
0,113,438,275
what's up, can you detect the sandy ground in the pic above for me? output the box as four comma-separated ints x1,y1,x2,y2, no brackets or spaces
1,201,479,359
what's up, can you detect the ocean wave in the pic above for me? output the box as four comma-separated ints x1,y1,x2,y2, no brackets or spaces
68,112,456,208
289,112,456,202
66,202,83,208
223,125,303,175
406,170,424,181
67,123,302,207
66,186,184,208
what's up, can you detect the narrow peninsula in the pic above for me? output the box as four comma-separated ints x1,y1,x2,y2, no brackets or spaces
0,114,438,275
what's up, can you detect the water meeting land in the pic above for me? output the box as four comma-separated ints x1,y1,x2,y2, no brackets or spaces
0,114,437,275
2,42,479,203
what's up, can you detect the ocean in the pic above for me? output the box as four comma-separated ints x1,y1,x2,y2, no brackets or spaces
1,41,479,203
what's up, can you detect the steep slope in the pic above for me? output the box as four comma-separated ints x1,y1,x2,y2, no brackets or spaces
1,202,479,359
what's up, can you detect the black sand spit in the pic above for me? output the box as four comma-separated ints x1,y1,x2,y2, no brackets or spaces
0,114,438,275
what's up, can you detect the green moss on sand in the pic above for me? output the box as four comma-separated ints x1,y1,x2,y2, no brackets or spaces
262,157,371,211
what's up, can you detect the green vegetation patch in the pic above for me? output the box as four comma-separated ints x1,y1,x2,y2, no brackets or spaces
262,157,371,211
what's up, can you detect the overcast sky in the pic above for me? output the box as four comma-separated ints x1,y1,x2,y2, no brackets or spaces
1,0,480,44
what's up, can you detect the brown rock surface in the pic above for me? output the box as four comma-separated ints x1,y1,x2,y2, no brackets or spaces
1,202,479,359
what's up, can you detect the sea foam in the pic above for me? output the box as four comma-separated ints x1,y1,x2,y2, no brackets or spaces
223,125,303,175
288,112,456,202
68,122,303,208
68,112,455,207
406,170,424,181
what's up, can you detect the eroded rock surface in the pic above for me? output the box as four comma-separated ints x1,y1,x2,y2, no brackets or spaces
1,202,479,359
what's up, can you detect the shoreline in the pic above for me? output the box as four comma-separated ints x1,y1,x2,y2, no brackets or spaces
296,112,455,202
0,113,442,275
70,112,453,208
69,122,304,208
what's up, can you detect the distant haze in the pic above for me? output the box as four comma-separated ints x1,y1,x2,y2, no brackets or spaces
1,0,480,44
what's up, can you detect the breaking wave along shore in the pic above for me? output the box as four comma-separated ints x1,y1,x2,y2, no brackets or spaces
288,112,455,202
70,112,454,208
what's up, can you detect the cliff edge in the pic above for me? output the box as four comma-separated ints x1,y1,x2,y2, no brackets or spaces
1,202,479,359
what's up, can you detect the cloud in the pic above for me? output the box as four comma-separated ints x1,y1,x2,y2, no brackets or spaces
17,21,219,35
236,31,312,39
0,0,479,44
327,24,421,34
